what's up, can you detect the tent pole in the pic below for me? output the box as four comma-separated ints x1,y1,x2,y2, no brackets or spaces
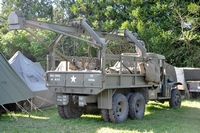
31,98,33,111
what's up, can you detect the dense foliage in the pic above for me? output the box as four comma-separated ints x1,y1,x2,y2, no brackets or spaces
0,0,199,68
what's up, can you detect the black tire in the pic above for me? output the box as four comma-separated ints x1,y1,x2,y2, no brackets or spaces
190,92,197,99
57,105,66,119
125,92,133,117
101,109,110,122
169,89,181,108
125,92,133,101
63,102,83,119
191,92,200,99
189,92,194,99
109,93,128,124
129,92,145,120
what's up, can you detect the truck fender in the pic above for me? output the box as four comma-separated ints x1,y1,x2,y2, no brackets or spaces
168,82,182,89
168,82,185,98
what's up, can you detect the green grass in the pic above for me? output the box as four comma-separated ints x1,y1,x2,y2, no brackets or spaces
0,98,200,133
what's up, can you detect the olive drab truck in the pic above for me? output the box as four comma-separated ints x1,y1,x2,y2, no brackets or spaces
8,11,185,123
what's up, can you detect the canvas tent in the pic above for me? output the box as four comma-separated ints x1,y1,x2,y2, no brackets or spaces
0,52,34,116
183,68,200,81
55,61,68,71
9,51,54,109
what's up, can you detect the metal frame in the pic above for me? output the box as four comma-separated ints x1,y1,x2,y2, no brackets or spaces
8,11,146,71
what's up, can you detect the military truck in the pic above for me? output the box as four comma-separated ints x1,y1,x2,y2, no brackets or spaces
184,69,200,98
8,11,185,123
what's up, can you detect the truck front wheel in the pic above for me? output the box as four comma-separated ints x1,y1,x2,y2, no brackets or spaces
109,93,128,123
63,102,83,119
169,89,181,108
128,92,145,119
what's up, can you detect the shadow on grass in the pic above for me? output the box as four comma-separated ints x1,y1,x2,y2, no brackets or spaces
0,108,52,121
147,102,169,110
1,100,200,133
76,101,200,133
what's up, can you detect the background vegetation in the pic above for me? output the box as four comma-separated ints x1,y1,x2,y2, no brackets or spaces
0,0,200,69
0,99,200,133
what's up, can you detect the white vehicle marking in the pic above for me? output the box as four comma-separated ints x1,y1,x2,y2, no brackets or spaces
88,79,95,82
71,75,76,83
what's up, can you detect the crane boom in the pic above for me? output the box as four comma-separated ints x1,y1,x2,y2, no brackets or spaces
8,11,146,56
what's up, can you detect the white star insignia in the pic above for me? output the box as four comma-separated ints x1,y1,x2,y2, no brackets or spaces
71,75,76,83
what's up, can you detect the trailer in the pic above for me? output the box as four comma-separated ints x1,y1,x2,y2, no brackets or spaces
8,11,185,123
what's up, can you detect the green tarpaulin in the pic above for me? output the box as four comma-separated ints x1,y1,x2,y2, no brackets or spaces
0,52,34,105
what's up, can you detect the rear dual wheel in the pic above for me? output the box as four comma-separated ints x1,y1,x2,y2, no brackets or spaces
58,105,66,119
102,92,145,123
57,102,83,119
128,93,145,119
101,109,110,122
108,94,128,124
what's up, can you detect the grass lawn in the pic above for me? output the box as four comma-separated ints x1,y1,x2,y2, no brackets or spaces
0,98,200,133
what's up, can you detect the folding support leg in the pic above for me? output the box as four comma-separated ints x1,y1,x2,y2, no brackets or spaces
1,105,18,121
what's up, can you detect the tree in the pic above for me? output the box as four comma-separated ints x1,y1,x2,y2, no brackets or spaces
0,0,200,68
0,0,54,68
169,1,200,67
67,0,200,67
